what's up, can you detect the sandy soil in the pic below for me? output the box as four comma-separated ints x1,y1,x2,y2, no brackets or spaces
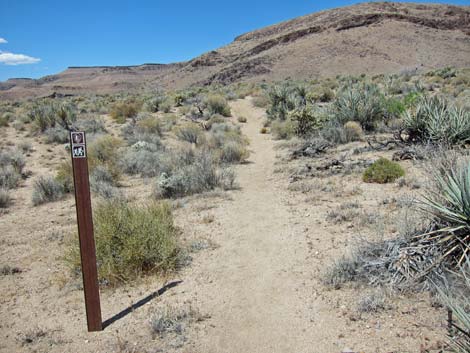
0,98,448,353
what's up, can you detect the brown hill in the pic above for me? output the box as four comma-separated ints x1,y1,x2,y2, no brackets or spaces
1,2,470,99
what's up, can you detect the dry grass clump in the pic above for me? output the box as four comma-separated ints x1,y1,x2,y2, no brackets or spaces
150,306,197,338
32,176,65,206
65,201,179,286
363,158,405,183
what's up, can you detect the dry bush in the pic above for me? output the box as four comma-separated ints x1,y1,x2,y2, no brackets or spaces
65,201,179,286
110,102,139,123
32,176,65,206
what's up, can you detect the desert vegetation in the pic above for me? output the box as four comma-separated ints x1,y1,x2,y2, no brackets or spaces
264,67,470,351
1,65,469,352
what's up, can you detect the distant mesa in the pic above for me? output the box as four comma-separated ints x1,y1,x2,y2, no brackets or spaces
1,2,469,99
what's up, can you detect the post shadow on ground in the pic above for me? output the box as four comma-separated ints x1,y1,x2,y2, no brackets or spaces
102,280,183,329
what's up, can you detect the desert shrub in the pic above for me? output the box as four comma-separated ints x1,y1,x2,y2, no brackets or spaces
150,306,194,338
160,99,173,113
55,161,74,193
252,94,269,108
363,158,405,183
136,116,162,136
260,127,268,134
0,188,11,208
144,95,166,113
54,136,122,192
45,126,69,144
330,83,385,131
90,180,122,199
175,123,204,145
110,102,138,123
431,67,457,79
205,95,231,117
28,101,76,132
219,141,249,164
237,116,247,123
403,95,470,145
120,143,165,177
357,291,386,313
0,149,25,189
87,135,123,180
266,85,297,121
343,121,364,141
322,256,360,289
76,117,106,134
308,85,335,102
32,176,65,205
65,201,179,285
0,115,9,127
289,106,325,137
271,119,295,140
155,150,235,198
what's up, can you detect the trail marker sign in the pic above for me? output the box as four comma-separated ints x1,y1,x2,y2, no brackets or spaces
70,131,103,332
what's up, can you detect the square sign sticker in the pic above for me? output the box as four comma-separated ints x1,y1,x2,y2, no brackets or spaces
71,131,86,158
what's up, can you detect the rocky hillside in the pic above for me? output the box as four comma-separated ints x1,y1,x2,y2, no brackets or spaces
1,2,469,99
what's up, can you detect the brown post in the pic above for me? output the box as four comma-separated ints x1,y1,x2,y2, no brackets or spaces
70,131,102,332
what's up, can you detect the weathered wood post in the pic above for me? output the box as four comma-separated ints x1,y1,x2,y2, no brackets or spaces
70,131,102,332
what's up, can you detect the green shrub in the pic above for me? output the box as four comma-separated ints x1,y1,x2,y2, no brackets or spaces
289,106,325,137
32,176,65,205
330,83,385,131
403,95,470,145
65,201,179,285
205,95,231,117
110,102,138,123
363,158,405,183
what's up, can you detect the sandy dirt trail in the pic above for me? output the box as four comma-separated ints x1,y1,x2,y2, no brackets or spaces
185,99,323,353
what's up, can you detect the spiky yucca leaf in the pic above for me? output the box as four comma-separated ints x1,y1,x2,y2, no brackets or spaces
419,159,470,265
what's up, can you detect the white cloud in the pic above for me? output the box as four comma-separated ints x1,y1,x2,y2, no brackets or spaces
0,52,41,65
0,38,7,44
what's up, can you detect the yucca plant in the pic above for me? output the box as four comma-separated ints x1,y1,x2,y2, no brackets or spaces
330,83,384,131
435,257,470,353
403,96,470,145
417,157,470,268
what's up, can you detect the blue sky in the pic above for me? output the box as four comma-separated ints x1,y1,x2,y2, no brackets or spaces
0,0,468,81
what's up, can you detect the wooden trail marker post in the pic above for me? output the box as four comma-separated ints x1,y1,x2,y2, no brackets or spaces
70,131,103,332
